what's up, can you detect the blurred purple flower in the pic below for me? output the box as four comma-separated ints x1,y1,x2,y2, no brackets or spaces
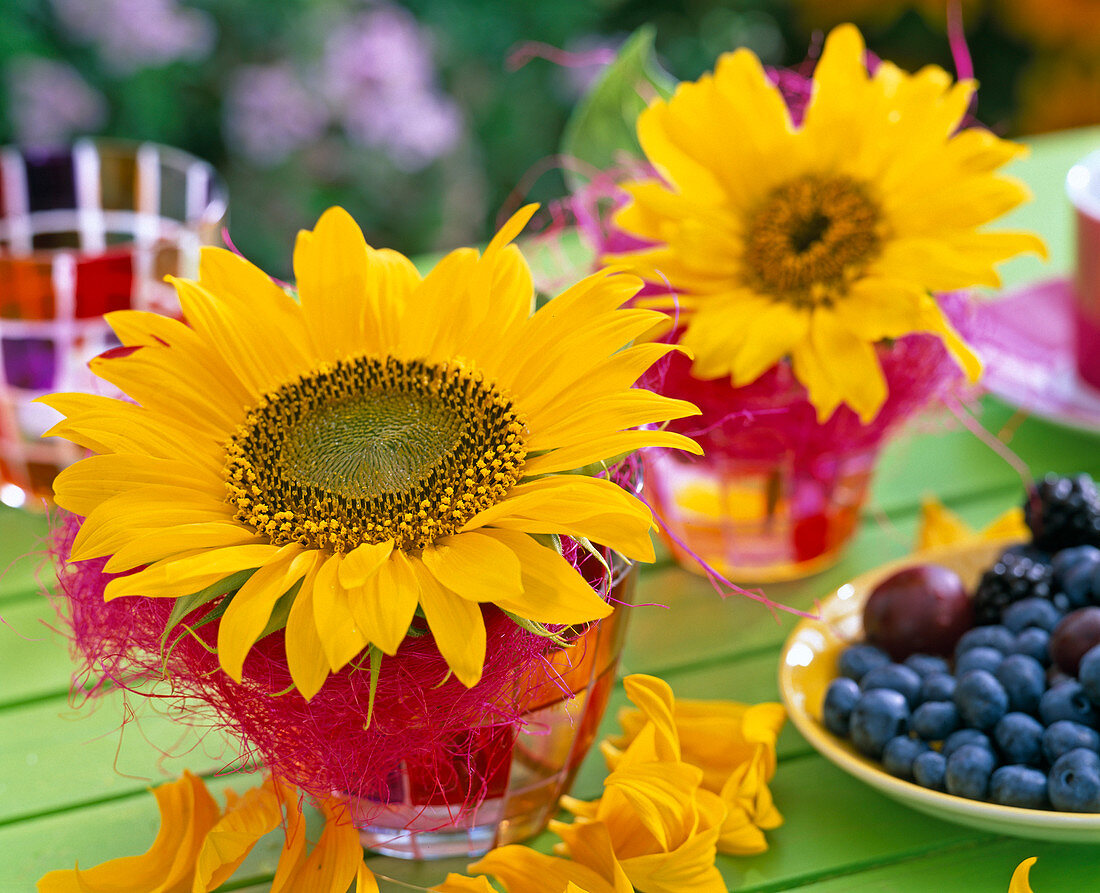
223,63,329,167
6,57,108,146
343,87,463,172
50,0,215,74
322,4,463,170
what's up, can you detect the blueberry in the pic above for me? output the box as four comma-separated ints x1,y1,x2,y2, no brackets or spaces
839,643,891,682
1079,643,1100,706
1011,628,1051,666
1054,592,1073,613
1048,748,1100,812
911,700,960,741
945,744,998,799
882,735,929,780
1003,598,1064,634
1052,545,1100,608
993,712,1045,765
823,677,861,737
860,663,922,708
942,728,995,761
919,672,957,704
1039,680,1100,727
995,654,1047,715
1043,721,1100,763
849,689,910,758
955,626,1014,657
913,750,947,792
955,646,1005,677
955,670,1010,731
904,654,950,678
990,765,1049,809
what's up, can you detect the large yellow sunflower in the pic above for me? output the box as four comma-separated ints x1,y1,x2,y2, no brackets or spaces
43,205,698,698
607,24,1045,422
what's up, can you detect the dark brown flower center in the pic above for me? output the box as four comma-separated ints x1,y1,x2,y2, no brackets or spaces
743,174,883,306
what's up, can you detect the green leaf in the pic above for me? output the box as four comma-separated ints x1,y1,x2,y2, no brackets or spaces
159,568,257,649
504,611,571,648
560,25,676,193
365,646,382,729
256,579,304,641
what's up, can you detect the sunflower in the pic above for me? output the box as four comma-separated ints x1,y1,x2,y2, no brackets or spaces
43,205,698,698
606,24,1045,422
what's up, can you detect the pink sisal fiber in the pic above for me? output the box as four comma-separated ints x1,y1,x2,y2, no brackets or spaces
49,506,625,816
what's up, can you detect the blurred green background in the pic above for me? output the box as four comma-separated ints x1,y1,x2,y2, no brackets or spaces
3,0,1098,276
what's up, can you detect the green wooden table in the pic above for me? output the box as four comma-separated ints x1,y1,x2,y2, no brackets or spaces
3,127,1100,892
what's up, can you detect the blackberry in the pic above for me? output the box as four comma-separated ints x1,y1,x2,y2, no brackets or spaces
973,553,1055,625
1024,474,1100,551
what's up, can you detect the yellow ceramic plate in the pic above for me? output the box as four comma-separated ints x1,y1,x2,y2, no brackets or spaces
778,538,1100,842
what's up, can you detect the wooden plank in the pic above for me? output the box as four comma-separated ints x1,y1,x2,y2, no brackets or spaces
0,596,74,706
779,837,1100,893
0,697,241,825
0,773,284,891
0,507,51,605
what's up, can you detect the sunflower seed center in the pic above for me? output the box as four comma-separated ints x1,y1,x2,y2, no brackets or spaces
743,174,883,307
225,356,528,553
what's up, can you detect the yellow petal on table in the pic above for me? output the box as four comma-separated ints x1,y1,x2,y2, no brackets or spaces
612,789,728,893
104,544,283,602
421,531,525,602
916,497,1027,552
411,558,487,688
273,798,366,893
470,841,619,893
602,761,703,853
1009,857,1038,893
193,776,283,892
550,821,635,893
477,529,613,626
429,874,499,893
217,546,316,682
37,770,220,893
621,675,681,764
347,551,420,656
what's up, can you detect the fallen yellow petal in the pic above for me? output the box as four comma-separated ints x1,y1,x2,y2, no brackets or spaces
37,771,220,893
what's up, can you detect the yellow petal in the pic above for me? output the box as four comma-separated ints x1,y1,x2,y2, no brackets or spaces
409,558,486,688
522,429,701,477
1009,857,1038,893
217,546,314,682
193,776,282,891
338,540,394,588
470,843,616,893
283,561,333,700
311,554,369,673
37,771,220,893
293,207,376,362
104,544,283,601
347,551,420,656
429,875,498,893
421,531,524,602
275,798,364,893
105,523,262,575
477,529,614,625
